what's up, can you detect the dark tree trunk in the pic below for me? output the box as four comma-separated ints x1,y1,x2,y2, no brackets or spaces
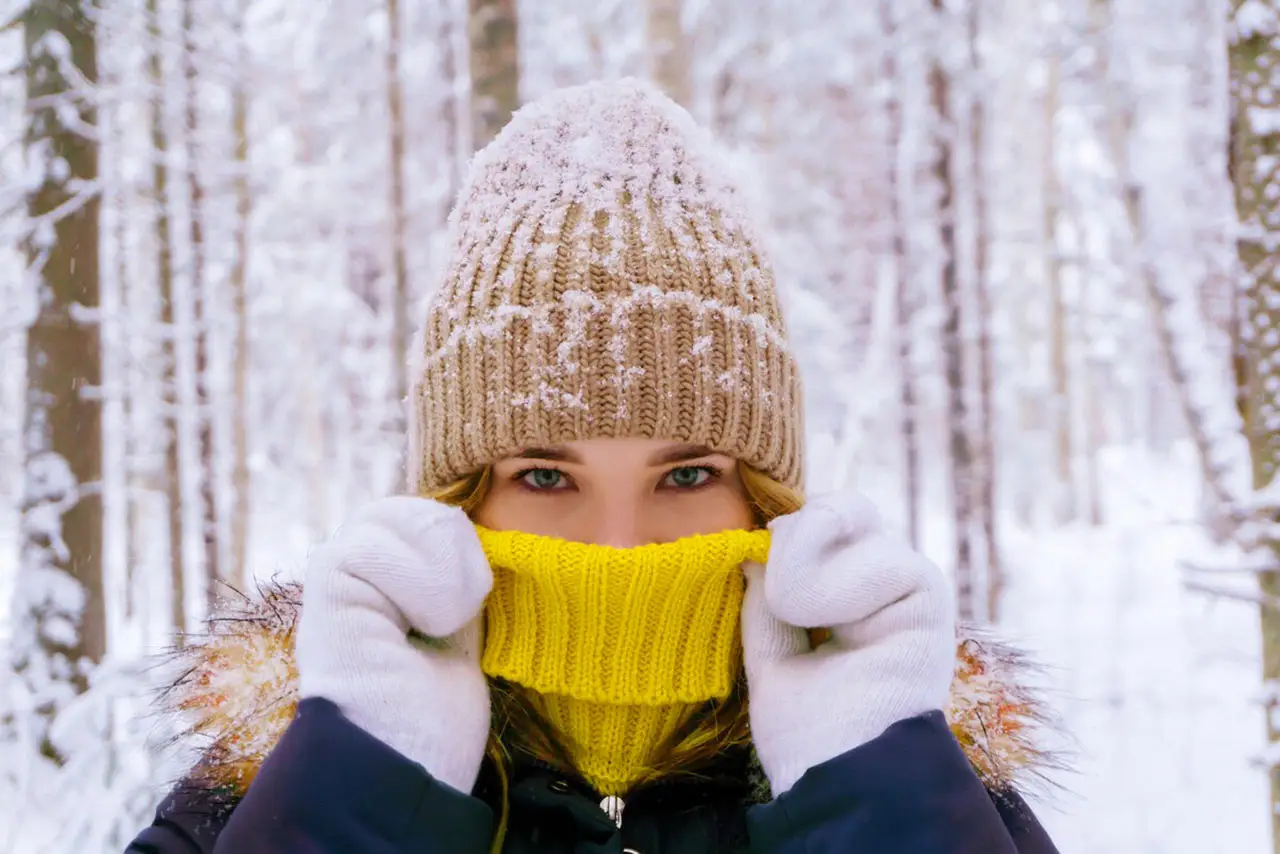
13,0,105,763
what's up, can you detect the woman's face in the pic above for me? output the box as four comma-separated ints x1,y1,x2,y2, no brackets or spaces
474,438,754,546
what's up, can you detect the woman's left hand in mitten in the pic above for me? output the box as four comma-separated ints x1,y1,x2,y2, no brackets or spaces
742,489,957,796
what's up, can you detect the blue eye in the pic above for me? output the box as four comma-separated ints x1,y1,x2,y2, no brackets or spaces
520,468,566,490
664,466,714,489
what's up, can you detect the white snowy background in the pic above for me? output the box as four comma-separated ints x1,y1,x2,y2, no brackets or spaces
0,0,1272,851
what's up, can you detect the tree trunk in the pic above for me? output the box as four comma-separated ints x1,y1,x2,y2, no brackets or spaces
1044,27,1074,525
149,0,187,637
435,0,465,224
228,6,252,592
970,0,1002,619
1080,258,1106,527
931,0,975,621
12,0,105,763
646,0,691,108
113,88,141,622
881,0,920,550
386,0,411,423
1229,5,1280,850
184,0,220,613
1094,0,1243,524
467,0,519,151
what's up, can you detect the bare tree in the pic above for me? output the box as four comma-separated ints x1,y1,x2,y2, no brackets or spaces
468,0,519,150
1043,15,1074,525
149,0,188,636
931,0,977,621
184,0,221,611
1078,0,1115,529
11,0,105,762
969,0,1002,616
101,2,145,621
434,0,466,226
881,0,921,549
228,1,252,591
1088,0,1242,527
386,0,411,420
1230,3,1280,848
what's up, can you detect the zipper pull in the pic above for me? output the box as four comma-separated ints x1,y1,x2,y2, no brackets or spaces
599,795,625,828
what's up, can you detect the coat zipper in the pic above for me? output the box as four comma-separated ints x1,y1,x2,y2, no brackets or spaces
520,759,746,831
599,794,625,828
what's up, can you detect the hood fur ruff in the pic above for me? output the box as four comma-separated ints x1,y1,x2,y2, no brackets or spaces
156,581,1068,800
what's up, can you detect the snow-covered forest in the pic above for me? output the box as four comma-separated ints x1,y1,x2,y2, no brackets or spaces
1,0,1277,850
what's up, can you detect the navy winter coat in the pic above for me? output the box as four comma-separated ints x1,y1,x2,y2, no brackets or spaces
127,697,1058,854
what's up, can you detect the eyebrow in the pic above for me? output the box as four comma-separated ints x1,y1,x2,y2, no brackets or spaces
515,446,582,463
512,444,720,466
646,444,719,466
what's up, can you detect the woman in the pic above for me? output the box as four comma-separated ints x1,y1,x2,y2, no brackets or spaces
128,79,1061,854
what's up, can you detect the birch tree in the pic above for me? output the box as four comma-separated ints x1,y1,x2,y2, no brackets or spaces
11,0,105,762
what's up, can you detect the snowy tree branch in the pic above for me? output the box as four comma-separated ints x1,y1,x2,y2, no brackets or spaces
1184,577,1280,610
1182,560,1280,575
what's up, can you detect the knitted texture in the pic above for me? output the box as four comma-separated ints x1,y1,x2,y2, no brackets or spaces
476,525,771,793
294,497,493,796
742,489,958,795
538,697,689,796
409,78,803,493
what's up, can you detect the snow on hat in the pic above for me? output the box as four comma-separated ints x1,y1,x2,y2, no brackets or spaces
409,78,803,492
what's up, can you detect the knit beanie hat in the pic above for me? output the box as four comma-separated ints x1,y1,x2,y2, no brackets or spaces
409,78,803,492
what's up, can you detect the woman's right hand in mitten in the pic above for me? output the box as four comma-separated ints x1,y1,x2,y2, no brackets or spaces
294,496,493,795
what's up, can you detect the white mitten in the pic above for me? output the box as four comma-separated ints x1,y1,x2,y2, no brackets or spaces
295,496,493,795
742,490,957,796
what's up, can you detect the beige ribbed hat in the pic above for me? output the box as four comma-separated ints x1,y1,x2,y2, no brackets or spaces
409,78,803,492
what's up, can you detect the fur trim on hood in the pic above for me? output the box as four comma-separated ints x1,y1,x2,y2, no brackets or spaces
155,581,1068,799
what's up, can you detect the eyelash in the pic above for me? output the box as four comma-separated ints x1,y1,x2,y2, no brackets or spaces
511,464,724,493
512,467,569,492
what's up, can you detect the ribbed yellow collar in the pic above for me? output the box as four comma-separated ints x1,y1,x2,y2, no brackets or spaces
475,526,771,794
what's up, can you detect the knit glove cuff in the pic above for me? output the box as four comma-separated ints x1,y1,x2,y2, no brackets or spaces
743,491,957,795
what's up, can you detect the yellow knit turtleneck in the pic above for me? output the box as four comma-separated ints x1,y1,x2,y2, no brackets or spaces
475,526,771,795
